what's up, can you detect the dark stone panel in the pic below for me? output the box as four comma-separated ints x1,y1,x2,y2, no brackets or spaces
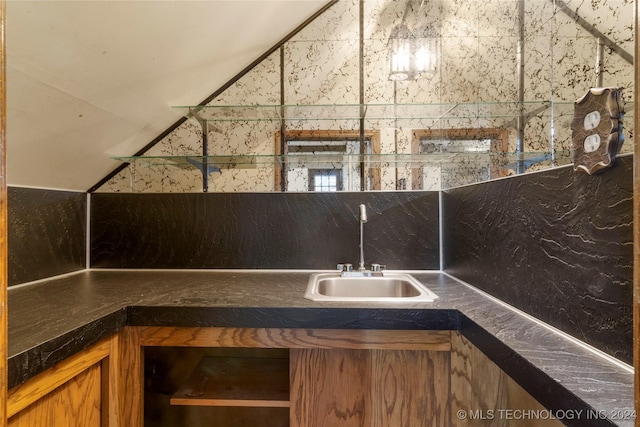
8,187,87,286
127,306,460,330
90,192,440,270
443,155,633,364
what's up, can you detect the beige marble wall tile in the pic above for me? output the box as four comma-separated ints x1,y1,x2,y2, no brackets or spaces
284,40,359,105
212,51,281,106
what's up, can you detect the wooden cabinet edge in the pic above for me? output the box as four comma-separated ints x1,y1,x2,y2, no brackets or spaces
110,326,143,427
134,326,452,351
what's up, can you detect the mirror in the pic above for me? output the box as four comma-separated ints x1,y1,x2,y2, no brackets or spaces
102,0,634,193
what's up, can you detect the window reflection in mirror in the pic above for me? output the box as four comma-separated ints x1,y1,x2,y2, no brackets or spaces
309,169,342,192
276,131,381,192
411,129,510,190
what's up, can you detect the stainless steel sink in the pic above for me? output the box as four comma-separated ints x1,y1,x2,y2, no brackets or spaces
304,272,439,302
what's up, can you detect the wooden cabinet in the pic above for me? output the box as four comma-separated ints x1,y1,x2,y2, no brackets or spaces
6,326,565,427
290,348,450,427
137,327,452,427
7,336,114,427
8,363,102,427
6,328,140,427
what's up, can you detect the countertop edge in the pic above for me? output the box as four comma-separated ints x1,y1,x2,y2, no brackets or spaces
8,307,128,388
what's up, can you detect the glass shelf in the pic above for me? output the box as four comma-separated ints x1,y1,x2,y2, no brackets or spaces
173,101,632,122
113,152,571,170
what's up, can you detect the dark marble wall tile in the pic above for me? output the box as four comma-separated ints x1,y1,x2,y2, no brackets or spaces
8,187,87,286
91,192,440,270
443,155,633,364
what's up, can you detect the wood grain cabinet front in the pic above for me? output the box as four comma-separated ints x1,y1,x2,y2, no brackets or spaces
6,327,566,427
6,329,140,427
290,348,450,427
137,327,452,427
7,335,117,427
8,363,102,427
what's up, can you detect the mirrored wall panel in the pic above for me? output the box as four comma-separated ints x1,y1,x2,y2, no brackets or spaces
100,0,634,193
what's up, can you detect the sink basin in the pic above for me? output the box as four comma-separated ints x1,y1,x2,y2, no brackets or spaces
304,272,439,302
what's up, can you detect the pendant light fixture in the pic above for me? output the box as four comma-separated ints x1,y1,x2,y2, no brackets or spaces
388,21,414,81
413,22,438,77
388,0,438,81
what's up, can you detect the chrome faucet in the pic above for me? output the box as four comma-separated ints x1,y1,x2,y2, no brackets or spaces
336,204,385,277
358,204,367,271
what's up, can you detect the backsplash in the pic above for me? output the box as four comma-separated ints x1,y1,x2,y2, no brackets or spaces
442,155,633,364
8,160,632,364
91,191,440,270
8,187,86,286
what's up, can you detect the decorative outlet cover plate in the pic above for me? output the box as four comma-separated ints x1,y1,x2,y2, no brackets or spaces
571,87,624,175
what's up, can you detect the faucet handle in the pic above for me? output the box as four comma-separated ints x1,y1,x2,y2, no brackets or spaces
370,263,385,272
337,263,353,272
359,204,368,223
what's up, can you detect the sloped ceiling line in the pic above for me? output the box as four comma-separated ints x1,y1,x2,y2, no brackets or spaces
88,0,338,193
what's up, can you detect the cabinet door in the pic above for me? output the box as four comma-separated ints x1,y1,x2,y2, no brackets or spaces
8,363,102,427
371,349,449,426
290,348,450,427
7,335,123,427
290,349,370,427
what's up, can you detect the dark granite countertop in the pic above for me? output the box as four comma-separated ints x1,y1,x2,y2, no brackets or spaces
8,269,635,427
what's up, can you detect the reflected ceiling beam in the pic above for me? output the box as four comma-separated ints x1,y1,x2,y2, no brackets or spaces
552,0,633,65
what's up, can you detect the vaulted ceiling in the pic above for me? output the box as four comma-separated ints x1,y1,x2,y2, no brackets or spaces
6,0,329,191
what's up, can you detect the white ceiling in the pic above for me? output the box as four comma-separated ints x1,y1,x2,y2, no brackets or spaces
6,0,329,191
